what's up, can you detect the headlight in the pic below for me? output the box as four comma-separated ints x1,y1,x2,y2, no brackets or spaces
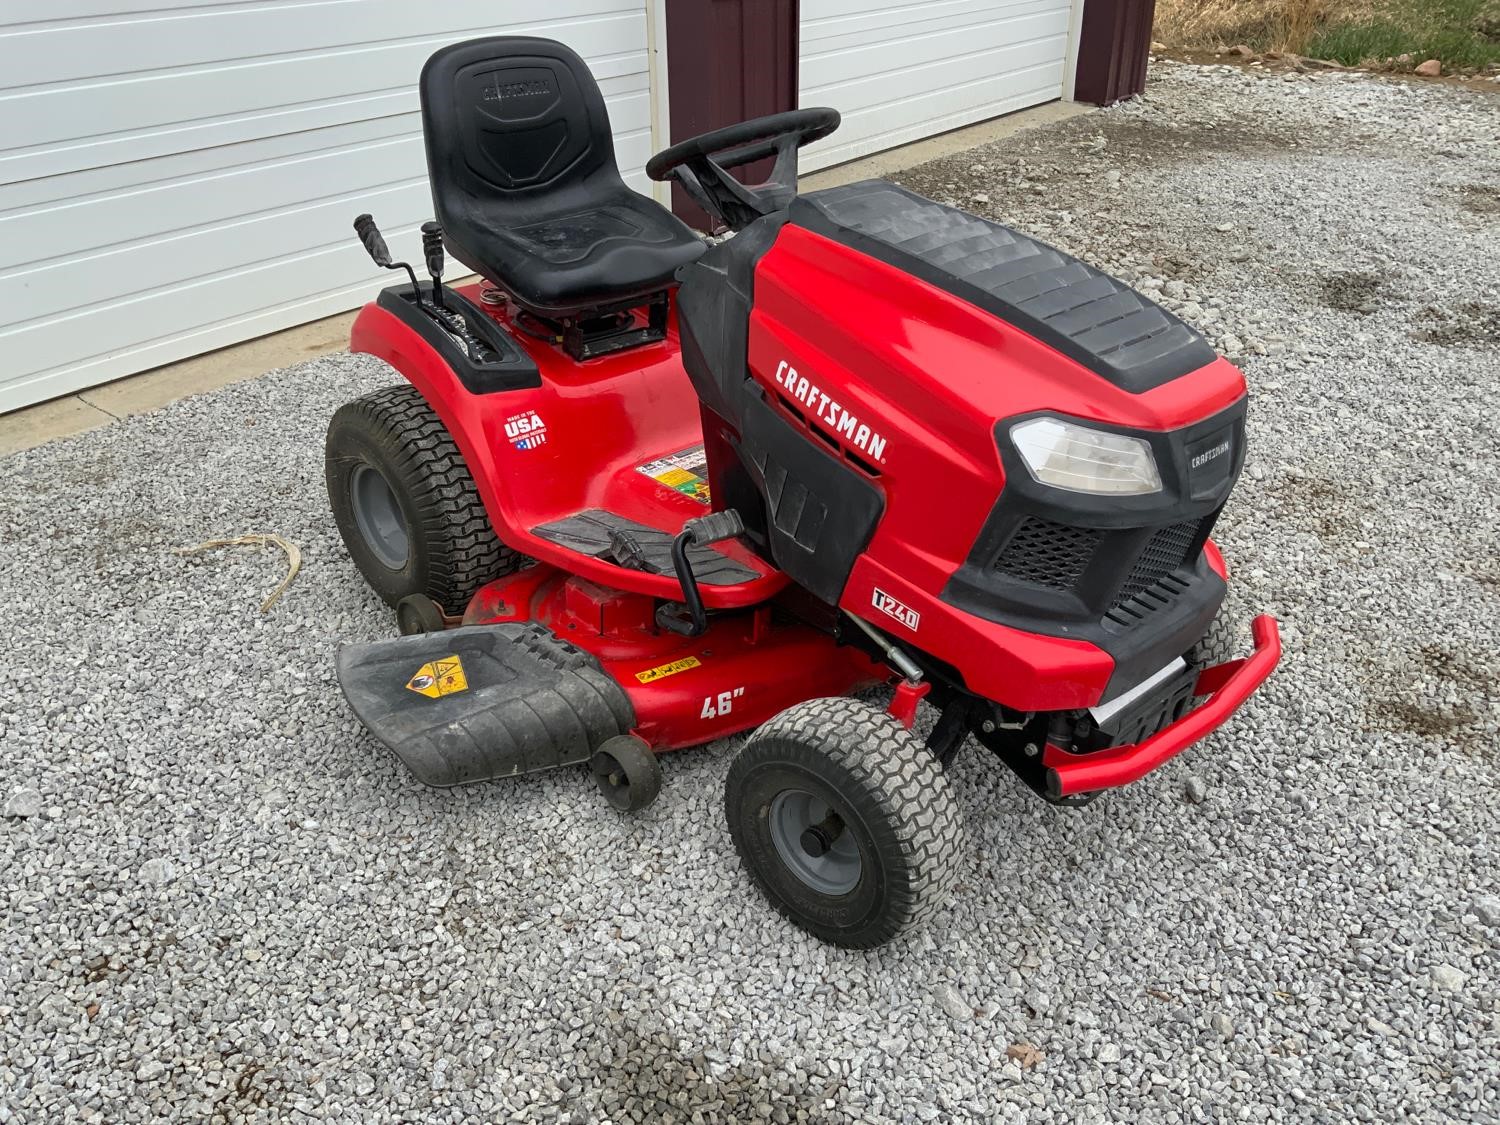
1010,417,1162,495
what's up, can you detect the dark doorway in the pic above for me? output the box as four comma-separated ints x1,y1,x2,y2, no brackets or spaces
664,0,799,228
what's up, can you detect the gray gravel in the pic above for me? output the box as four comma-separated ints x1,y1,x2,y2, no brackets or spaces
3,62,1498,1123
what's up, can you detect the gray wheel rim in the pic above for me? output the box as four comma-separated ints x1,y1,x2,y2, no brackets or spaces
768,789,862,896
350,463,409,570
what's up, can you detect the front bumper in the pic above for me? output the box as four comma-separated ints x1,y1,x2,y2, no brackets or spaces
1045,615,1281,798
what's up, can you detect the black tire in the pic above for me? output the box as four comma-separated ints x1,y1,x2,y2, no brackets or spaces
725,697,963,948
591,734,662,812
1189,609,1238,669
395,594,447,636
1188,609,1239,701
326,385,521,614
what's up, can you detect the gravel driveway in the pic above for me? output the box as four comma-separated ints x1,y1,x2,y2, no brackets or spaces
3,62,1497,1124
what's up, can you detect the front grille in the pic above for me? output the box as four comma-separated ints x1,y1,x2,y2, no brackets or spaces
993,517,1100,589
1102,572,1193,634
1116,519,1202,603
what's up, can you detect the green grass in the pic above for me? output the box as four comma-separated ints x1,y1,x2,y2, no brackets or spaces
1304,0,1500,69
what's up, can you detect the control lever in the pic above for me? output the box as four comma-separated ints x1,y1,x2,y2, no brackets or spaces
352,213,421,298
420,221,447,310
657,510,746,638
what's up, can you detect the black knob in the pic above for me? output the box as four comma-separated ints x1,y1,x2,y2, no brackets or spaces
352,213,392,268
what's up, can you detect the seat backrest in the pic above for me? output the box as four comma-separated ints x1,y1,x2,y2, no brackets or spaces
420,36,623,211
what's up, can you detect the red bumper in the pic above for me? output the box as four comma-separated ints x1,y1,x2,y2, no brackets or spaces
1046,615,1282,798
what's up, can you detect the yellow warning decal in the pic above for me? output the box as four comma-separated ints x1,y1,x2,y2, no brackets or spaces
406,655,469,699
637,447,711,505
635,655,702,684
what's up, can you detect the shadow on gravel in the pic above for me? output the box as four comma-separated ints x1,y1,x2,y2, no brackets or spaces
1413,301,1500,348
1269,473,1367,541
1365,643,1491,746
1456,183,1500,216
592,1020,841,1124
1318,271,1394,316
893,105,1367,209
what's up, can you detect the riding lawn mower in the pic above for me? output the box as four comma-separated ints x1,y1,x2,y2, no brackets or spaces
326,36,1281,948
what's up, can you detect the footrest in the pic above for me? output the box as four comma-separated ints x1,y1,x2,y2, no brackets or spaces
336,623,635,787
533,509,759,584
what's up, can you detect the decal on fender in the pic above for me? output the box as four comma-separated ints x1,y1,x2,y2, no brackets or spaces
872,588,920,631
635,655,703,684
504,410,547,451
637,446,711,504
406,656,469,698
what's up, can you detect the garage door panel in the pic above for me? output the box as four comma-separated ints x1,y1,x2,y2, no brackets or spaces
800,0,1072,174
2,226,424,392
803,12,1070,89
0,271,386,415
803,0,1064,50
1,16,648,170
3,85,651,273
0,0,644,90
0,3,656,410
815,66,1063,167
0,179,424,330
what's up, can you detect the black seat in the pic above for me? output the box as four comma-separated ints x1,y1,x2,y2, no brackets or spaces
420,37,704,319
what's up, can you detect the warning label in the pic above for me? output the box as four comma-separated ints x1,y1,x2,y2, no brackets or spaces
637,446,710,505
635,656,702,684
405,655,469,699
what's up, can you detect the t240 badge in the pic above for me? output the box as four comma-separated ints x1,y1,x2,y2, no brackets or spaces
872,588,919,631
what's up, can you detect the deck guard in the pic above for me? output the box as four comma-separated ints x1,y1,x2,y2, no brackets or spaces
337,623,635,786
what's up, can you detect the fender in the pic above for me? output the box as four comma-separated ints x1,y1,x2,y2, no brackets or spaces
349,293,785,609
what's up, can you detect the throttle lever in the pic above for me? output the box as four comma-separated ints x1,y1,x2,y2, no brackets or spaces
420,221,446,310
352,213,420,297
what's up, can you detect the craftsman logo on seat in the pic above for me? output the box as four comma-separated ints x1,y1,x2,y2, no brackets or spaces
483,79,552,102
773,360,888,464
872,588,919,631
505,410,547,451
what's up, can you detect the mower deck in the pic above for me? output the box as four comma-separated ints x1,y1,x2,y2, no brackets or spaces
337,563,884,780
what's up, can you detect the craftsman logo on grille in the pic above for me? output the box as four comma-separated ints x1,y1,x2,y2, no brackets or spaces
1190,440,1231,469
872,588,919,631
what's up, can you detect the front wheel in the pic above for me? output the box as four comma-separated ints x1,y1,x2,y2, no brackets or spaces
724,697,963,948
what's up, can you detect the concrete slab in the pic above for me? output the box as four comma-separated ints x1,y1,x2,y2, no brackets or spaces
801,100,1094,192
83,309,357,420
0,394,117,456
1,100,1094,455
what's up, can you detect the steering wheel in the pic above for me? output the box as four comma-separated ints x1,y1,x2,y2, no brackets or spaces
646,108,840,231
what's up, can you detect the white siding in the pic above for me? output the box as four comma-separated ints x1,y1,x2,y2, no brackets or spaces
799,0,1074,172
0,1,652,412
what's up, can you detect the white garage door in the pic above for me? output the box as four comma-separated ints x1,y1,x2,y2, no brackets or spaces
799,0,1075,172
0,1,654,413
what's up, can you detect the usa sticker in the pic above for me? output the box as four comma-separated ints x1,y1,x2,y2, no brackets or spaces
872,588,919,631
505,410,547,451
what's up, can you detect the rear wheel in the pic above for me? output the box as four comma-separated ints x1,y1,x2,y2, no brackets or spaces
725,697,963,948
326,384,521,614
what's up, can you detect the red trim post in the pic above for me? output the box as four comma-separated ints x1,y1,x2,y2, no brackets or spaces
1072,0,1158,106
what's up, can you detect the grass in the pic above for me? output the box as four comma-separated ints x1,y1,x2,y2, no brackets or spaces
1307,0,1500,68
1154,0,1500,69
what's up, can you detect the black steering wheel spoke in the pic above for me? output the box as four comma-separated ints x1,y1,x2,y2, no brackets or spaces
646,108,839,232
